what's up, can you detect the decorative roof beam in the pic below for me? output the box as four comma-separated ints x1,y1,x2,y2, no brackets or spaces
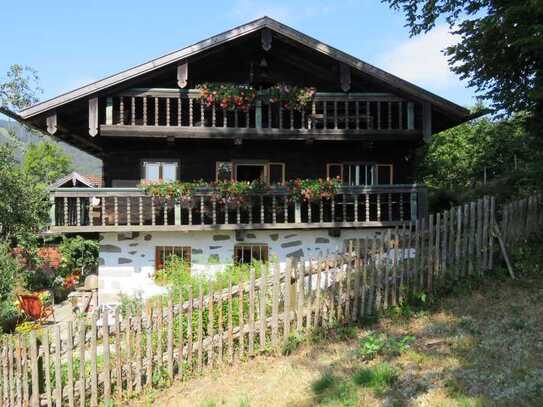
177,63,188,88
89,97,98,137
422,102,432,143
261,28,272,51
46,113,57,135
339,63,351,93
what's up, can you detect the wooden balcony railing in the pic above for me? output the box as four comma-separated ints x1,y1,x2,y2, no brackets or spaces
48,185,428,233
98,89,421,137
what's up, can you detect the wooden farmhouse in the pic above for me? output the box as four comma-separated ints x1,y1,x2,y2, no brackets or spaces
17,17,472,304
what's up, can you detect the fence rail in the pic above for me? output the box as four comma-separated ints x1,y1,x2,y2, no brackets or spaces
2,194,542,406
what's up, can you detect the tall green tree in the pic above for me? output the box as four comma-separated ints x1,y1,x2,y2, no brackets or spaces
419,113,534,204
0,65,49,242
23,142,73,187
0,64,41,111
0,142,49,241
383,0,543,120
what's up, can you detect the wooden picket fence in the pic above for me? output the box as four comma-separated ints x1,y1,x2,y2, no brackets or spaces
1,194,542,407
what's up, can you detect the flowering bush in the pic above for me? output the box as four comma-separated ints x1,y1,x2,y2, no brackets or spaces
62,273,79,289
196,83,257,111
196,82,317,111
286,177,342,203
141,180,206,208
211,180,270,209
268,84,317,110
141,180,270,210
142,179,340,206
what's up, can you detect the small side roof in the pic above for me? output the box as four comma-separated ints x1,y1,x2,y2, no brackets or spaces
49,172,102,189
18,16,469,120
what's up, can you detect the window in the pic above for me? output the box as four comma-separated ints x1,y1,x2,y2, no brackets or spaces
269,162,286,184
327,163,394,185
216,161,285,184
234,244,269,264
143,161,178,182
235,163,266,182
155,246,191,270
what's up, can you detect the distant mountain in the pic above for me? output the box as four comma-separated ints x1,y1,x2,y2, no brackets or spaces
0,119,102,176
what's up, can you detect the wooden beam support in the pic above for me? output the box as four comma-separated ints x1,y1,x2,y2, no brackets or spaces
339,63,351,93
46,113,58,135
99,124,422,141
407,102,415,130
48,220,410,234
492,221,515,279
271,47,338,85
88,97,98,137
177,63,188,88
422,102,432,143
57,123,104,153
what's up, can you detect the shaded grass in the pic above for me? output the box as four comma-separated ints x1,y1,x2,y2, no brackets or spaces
311,373,358,406
352,363,397,396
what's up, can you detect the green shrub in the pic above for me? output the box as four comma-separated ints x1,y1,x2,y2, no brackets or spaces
58,236,99,277
358,332,387,360
282,334,303,355
0,242,21,332
359,332,415,360
335,325,357,341
23,268,54,291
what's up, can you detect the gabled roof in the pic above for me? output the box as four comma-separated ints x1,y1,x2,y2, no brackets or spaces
49,172,102,189
19,16,469,120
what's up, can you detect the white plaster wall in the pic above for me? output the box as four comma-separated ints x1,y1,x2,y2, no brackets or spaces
98,228,383,305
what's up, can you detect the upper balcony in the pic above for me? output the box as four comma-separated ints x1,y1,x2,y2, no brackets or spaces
97,89,424,141
48,185,428,234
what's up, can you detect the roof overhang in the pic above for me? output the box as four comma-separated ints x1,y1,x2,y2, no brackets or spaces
18,16,469,122
48,172,98,189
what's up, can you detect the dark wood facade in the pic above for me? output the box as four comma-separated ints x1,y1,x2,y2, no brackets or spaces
14,17,472,232
102,138,417,187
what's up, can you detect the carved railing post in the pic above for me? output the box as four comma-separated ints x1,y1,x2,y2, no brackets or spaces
294,201,302,224
49,195,56,227
255,99,262,129
174,202,181,226
410,191,418,221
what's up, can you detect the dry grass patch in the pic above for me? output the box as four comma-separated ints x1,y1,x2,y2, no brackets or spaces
129,242,543,406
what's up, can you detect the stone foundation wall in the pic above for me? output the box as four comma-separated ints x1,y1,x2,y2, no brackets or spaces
98,228,382,305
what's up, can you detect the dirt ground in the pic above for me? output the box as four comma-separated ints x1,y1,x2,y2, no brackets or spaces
129,269,543,407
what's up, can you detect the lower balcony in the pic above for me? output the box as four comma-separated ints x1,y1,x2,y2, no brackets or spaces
48,185,428,233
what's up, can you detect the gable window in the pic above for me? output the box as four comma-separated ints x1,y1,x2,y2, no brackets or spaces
143,160,178,182
234,244,269,264
155,246,191,270
327,163,394,185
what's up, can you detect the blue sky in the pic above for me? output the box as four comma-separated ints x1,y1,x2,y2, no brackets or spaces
1,0,477,108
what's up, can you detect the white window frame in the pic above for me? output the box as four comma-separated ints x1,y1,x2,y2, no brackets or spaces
141,160,180,182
